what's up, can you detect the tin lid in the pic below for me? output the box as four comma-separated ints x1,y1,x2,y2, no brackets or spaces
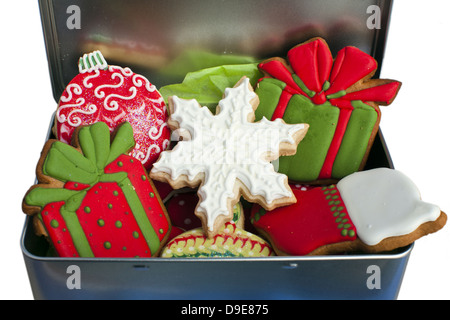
38,0,393,102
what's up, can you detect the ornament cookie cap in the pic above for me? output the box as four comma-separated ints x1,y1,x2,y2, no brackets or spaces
151,77,309,238
56,50,170,171
78,50,108,73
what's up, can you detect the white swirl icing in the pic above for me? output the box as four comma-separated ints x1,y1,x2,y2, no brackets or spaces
60,84,83,103
57,97,85,123
149,123,168,140
103,86,137,111
83,69,101,88
132,74,157,92
94,71,124,99
67,104,98,127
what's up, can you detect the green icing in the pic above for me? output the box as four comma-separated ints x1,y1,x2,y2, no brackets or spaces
90,122,111,171
117,176,160,256
78,126,97,165
50,219,59,228
60,204,94,257
278,94,339,181
254,78,285,122
25,188,79,208
292,74,316,98
331,100,378,178
326,90,347,100
43,143,98,185
107,122,135,165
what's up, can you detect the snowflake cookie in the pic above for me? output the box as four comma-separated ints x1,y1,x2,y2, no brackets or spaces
150,77,309,238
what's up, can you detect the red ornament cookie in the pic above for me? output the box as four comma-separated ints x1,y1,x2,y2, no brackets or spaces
56,51,170,170
23,121,171,258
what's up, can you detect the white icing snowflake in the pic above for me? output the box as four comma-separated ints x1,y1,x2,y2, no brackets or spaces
151,77,308,235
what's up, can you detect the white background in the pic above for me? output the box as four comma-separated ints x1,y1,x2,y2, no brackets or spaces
1,0,449,300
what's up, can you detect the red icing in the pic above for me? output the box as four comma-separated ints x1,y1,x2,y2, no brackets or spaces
343,81,401,104
287,38,333,94
104,154,170,243
259,38,400,180
327,46,377,95
318,106,353,179
271,89,293,121
41,201,79,257
251,185,357,256
76,181,153,257
258,60,307,98
57,66,170,171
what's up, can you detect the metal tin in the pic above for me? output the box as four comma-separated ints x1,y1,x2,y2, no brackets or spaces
22,0,413,300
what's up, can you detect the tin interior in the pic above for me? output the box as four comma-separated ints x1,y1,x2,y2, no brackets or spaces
39,0,393,101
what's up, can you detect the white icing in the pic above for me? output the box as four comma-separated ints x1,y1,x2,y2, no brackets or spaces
151,77,306,232
337,168,441,246
60,84,83,103
94,70,125,99
132,74,158,93
104,86,137,111
83,69,101,88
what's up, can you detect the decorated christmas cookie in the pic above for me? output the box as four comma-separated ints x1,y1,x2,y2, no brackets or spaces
23,122,171,258
56,51,170,171
256,37,401,182
251,168,446,256
150,77,309,238
161,222,274,258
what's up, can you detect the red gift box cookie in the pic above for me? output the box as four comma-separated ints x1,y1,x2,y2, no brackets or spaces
23,122,171,258
256,37,401,183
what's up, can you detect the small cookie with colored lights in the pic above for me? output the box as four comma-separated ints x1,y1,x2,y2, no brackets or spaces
251,168,446,256
161,222,274,258
22,121,171,258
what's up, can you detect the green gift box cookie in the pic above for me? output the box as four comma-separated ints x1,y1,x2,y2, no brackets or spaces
255,38,401,183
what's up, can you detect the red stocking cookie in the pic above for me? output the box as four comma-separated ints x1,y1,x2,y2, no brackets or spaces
251,168,446,256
